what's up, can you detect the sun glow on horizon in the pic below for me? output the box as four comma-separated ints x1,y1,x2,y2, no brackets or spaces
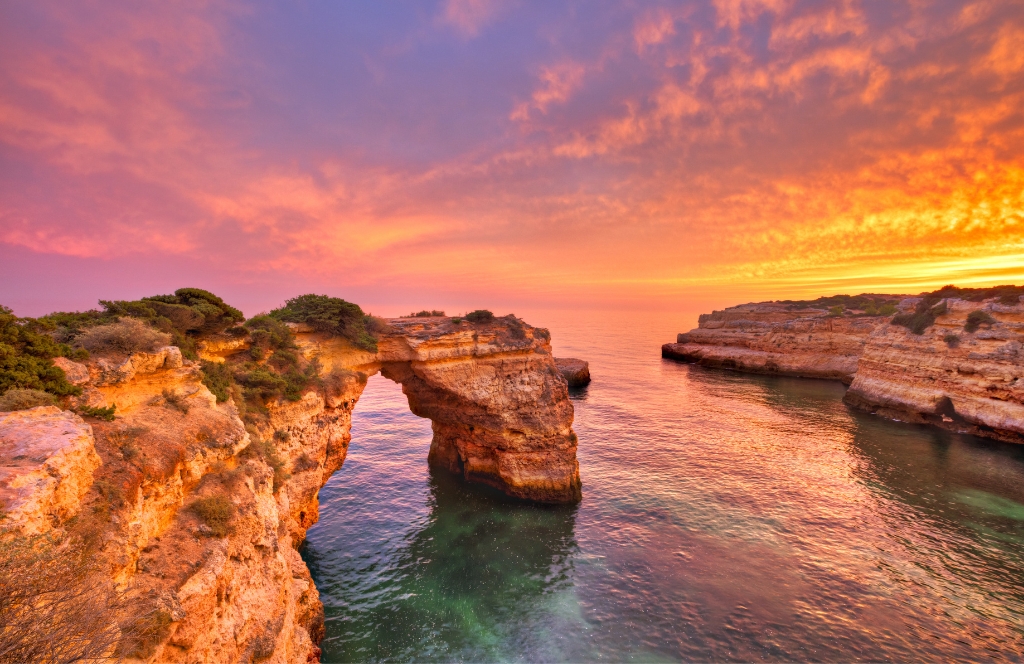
1,1,1022,314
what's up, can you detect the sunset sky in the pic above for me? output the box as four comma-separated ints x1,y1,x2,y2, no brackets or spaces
1,0,1022,317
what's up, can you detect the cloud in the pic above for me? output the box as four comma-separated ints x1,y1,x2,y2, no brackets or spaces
1,0,1023,314
439,0,505,37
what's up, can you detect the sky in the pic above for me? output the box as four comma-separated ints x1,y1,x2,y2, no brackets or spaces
1,0,1022,318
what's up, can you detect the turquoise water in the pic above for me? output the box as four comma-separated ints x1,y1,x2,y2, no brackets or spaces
301,311,1024,662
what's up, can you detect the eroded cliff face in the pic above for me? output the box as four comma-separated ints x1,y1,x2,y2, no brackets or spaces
845,298,1024,444
0,314,578,663
665,297,1024,444
662,303,885,383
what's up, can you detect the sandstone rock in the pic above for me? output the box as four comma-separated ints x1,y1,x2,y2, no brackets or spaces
0,406,99,534
669,297,1024,444
845,298,1024,444
555,358,591,387
0,312,580,663
52,356,90,385
662,303,882,383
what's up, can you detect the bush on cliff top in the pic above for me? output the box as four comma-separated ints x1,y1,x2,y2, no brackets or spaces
465,309,495,323
268,294,379,352
892,299,948,335
778,294,901,314
38,287,245,361
76,318,171,356
0,388,57,412
0,305,83,398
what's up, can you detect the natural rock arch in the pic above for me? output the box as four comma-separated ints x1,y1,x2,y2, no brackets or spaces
288,315,582,506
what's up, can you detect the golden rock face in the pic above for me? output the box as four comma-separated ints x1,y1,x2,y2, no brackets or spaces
664,298,1024,444
0,313,580,663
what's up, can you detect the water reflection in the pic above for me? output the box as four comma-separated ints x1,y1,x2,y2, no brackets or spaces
307,468,580,662
305,313,1024,662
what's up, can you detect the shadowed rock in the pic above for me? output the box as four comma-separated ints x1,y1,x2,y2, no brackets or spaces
555,358,591,387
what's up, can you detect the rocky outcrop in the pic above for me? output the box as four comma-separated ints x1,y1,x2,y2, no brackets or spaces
282,315,581,504
0,406,100,535
845,298,1024,444
0,312,579,662
555,358,591,387
662,303,886,383
665,296,1024,444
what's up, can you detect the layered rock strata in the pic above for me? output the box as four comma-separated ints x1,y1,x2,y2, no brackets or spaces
845,298,1024,444
664,297,1024,444
0,314,579,662
662,303,885,384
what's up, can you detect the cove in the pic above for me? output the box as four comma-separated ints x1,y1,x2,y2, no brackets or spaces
304,309,1024,662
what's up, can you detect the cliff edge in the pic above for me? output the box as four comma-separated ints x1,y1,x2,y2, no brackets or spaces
663,287,1024,444
0,304,579,663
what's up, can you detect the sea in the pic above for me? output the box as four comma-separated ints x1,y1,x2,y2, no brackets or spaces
301,310,1024,662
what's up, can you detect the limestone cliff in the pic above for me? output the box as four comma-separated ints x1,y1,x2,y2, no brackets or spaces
661,302,886,383
0,314,579,663
845,298,1024,444
664,293,1024,444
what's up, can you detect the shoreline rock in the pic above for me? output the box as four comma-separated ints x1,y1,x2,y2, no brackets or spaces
665,295,1024,444
0,313,580,662
555,358,591,387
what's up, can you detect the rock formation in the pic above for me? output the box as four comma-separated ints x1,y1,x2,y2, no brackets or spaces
664,294,1024,444
662,302,885,383
555,358,591,387
0,313,579,662
845,298,1024,444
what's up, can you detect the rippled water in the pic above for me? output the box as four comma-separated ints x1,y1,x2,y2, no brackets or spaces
302,310,1024,662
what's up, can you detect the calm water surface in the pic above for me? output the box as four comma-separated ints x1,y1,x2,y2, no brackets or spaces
302,311,1024,662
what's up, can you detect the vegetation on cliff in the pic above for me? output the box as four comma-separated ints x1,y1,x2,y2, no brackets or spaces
777,294,899,315
268,294,382,352
38,288,244,361
891,284,1020,335
0,305,84,398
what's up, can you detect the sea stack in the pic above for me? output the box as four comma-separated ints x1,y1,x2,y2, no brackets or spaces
555,358,592,387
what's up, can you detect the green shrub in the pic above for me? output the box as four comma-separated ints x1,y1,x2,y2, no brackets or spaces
76,404,117,421
465,310,494,323
892,298,948,335
964,310,996,333
189,495,235,537
200,360,232,403
0,306,83,397
943,334,961,347
409,310,445,317
292,452,319,473
827,305,844,317
77,318,171,355
268,294,378,351
40,288,244,362
451,317,462,324
0,388,57,411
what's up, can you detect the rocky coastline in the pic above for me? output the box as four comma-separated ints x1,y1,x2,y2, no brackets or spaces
0,310,580,662
663,288,1024,445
